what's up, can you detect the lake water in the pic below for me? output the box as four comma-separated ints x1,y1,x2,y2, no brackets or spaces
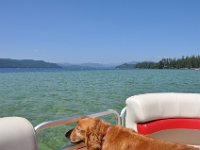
0,69,200,149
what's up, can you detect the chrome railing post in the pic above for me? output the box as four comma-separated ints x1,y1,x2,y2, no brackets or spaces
120,107,126,127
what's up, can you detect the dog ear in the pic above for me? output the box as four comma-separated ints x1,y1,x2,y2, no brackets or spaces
94,119,108,138
86,132,101,150
86,118,100,132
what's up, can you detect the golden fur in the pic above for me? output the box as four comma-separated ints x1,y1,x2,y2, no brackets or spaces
66,117,199,150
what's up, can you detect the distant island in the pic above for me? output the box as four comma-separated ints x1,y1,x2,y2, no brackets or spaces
0,58,61,68
116,55,200,69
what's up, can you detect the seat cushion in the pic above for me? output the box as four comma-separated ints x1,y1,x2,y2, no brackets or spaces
0,117,38,150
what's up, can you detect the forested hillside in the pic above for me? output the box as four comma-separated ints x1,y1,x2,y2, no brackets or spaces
0,59,61,68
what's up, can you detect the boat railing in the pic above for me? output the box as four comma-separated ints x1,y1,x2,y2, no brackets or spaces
34,109,120,150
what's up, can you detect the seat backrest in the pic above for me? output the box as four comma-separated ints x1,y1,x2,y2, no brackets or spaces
0,117,38,150
125,93,200,131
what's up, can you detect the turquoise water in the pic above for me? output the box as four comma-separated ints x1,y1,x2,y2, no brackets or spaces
0,69,200,149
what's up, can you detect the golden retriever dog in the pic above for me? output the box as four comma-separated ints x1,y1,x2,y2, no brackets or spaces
65,117,199,150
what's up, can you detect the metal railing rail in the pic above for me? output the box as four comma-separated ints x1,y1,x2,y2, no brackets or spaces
35,109,120,134
34,109,120,150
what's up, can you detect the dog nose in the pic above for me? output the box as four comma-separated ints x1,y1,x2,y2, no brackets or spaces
65,128,74,138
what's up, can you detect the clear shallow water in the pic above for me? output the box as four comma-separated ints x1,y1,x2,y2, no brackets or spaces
0,69,200,149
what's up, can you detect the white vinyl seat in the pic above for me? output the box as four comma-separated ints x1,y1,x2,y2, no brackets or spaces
125,93,200,131
0,117,38,150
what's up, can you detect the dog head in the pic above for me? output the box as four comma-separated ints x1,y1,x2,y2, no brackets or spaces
65,117,110,149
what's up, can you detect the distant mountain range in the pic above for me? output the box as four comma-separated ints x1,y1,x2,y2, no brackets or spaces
59,63,116,70
2,56,198,70
0,58,119,69
0,58,139,69
0,58,61,68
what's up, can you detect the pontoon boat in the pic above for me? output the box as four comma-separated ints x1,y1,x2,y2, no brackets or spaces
1,93,200,150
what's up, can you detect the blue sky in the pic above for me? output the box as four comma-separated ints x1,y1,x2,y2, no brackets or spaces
0,0,200,64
